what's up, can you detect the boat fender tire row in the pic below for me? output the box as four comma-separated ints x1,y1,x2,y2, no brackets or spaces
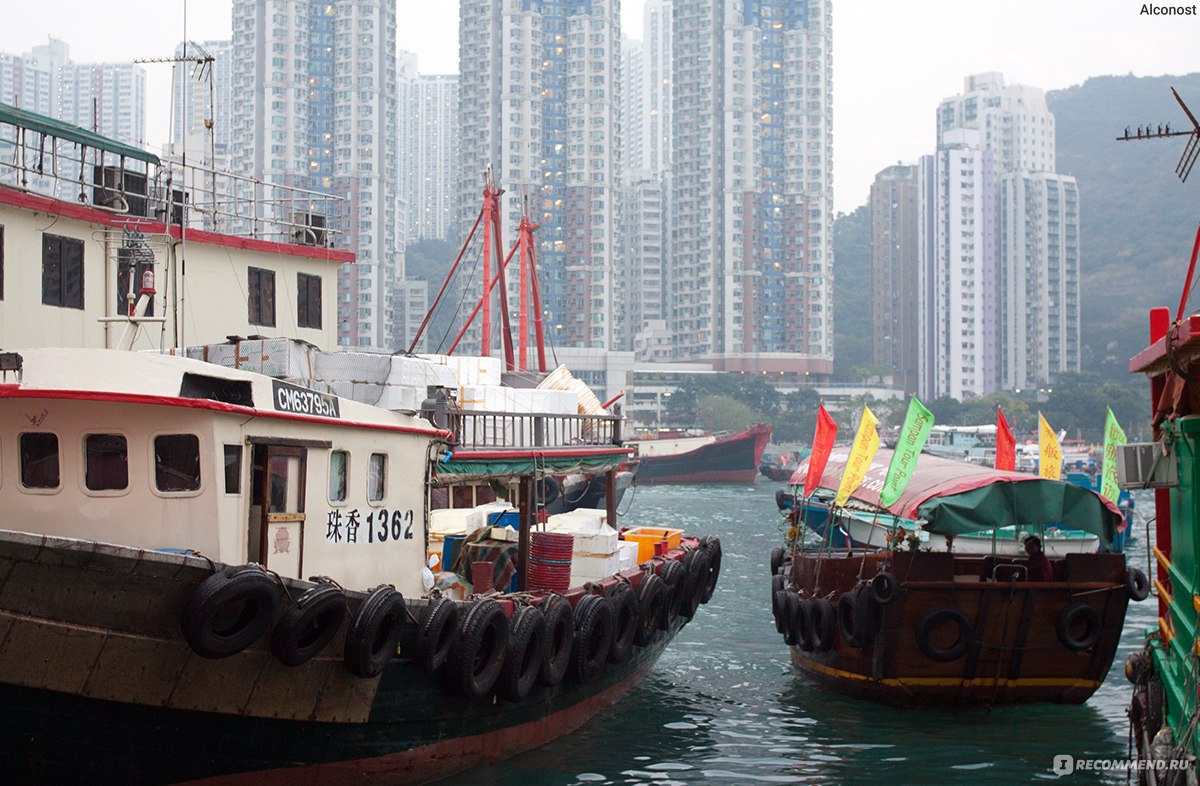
770,547,786,577
1125,567,1151,602
269,583,347,667
444,598,508,699
497,605,547,702
1056,603,1103,652
344,586,407,678
680,548,710,621
605,583,639,664
869,572,900,606
915,607,972,663
569,594,615,684
538,593,574,687
182,565,280,660
699,535,722,603
810,598,836,652
412,597,459,673
659,559,685,627
636,573,668,641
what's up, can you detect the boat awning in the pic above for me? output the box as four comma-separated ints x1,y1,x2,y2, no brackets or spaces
431,446,632,485
0,102,160,166
792,448,1123,543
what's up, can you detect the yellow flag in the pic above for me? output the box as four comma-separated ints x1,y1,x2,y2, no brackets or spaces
1038,412,1062,480
835,405,881,506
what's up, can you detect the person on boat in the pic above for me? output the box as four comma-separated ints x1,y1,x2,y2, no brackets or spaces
1023,534,1053,581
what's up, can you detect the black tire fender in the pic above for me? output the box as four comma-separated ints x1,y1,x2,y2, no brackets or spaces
700,536,722,603
412,597,459,673
636,572,668,640
773,589,790,634
915,607,972,662
444,598,508,699
182,565,280,659
770,546,785,576
269,583,346,667
497,605,546,702
783,592,802,646
810,598,836,652
1125,567,1151,602
569,595,615,684
852,585,882,647
538,593,574,686
659,559,685,626
344,585,407,678
837,589,860,647
870,572,900,605
796,599,815,651
1057,603,1103,651
606,583,638,663
680,548,709,621
775,488,791,511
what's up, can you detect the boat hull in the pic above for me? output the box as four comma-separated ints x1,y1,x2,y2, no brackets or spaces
633,423,771,485
0,529,701,785
777,549,1133,707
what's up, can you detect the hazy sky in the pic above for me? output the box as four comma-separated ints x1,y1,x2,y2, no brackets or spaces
1,1,1195,214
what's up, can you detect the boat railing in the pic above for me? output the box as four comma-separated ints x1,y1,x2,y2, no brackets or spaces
444,408,623,451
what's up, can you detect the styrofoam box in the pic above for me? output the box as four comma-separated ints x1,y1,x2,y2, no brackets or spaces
618,540,639,572
466,502,516,533
507,388,579,416
490,526,520,542
418,354,503,387
430,508,472,536
546,509,618,555
235,338,315,379
570,552,622,587
313,350,391,383
387,356,457,389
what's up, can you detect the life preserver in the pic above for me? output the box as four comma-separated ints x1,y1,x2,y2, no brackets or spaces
783,592,802,646
810,598,836,652
795,598,815,651
1125,567,1150,602
411,596,459,673
770,546,785,576
444,598,508,699
269,583,346,667
344,585,407,678
1057,603,1103,651
538,593,574,686
870,572,900,605
497,605,547,702
606,583,638,664
680,548,710,621
569,594,615,684
659,559,685,626
636,572,667,641
700,535,722,603
182,565,280,659
915,607,972,662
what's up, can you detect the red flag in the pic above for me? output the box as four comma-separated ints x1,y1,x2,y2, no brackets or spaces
804,404,839,498
996,407,1015,471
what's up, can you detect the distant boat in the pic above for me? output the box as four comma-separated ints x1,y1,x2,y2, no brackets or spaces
628,423,772,484
759,449,808,482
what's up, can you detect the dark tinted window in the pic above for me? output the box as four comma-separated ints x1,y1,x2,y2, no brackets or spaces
248,267,276,326
155,434,201,492
224,445,242,494
85,434,128,491
298,272,322,329
20,433,59,489
43,234,84,309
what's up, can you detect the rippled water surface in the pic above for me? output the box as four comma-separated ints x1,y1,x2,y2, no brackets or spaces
435,482,1156,786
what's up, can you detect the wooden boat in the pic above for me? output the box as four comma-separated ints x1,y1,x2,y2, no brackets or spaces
771,447,1148,706
628,422,772,484
759,449,806,482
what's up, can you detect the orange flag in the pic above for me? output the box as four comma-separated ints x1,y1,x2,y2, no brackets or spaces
803,404,838,499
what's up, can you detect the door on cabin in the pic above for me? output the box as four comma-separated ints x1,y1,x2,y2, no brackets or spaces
249,443,306,578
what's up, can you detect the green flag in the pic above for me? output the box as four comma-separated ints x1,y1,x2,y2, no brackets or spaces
879,397,935,508
1100,407,1127,505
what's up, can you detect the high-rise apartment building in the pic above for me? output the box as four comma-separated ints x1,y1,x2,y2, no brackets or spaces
229,0,399,351
669,0,833,375
869,164,920,395
457,0,622,355
402,72,458,243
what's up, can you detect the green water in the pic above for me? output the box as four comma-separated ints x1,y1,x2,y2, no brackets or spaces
436,482,1156,786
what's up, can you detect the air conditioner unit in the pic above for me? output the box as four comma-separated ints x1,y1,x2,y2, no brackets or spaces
292,212,327,246
1116,442,1178,489
93,165,148,216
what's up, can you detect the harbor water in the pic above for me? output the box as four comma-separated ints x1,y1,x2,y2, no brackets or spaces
436,481,1156,786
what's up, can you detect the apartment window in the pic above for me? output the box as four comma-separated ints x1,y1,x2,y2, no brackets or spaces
43,234,84,309
248,267,276,326
298,272,322,329
20,433,59,489
85,434,128,491
155,434,201,492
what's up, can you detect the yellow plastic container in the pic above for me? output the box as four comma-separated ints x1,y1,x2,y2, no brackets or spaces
622,526,684,563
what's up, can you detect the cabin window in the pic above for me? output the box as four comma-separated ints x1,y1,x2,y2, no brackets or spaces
20,433,59,489
368,452,386,502
248,267,276,327
329,450,348,502
85,434,128,491
42,234,84,310
298,272,322,329
224,445,242,494
155,434,201,492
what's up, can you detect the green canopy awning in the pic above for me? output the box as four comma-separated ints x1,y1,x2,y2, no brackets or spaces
915,479,1119,544
0,102,159,166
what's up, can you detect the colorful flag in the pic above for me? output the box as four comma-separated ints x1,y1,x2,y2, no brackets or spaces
879,397,935,507
1038,412,1062,480
996,407,1015,471
803,404,838,498
835,405,881,507
1100,407,1127,507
